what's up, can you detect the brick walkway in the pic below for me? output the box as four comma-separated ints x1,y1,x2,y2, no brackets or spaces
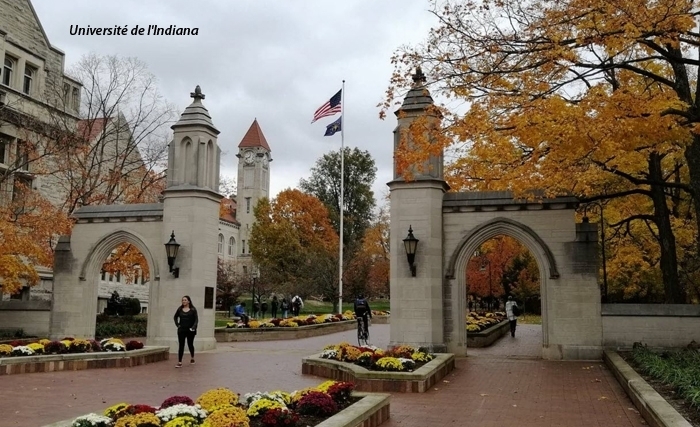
3,324,645,427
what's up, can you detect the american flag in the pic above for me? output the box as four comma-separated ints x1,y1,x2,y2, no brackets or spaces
311,89,342,123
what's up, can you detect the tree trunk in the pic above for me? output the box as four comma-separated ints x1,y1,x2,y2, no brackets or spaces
649,153,684,303
686,135,700,254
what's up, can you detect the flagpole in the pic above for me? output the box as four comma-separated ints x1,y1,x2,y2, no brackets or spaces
338,80,345,315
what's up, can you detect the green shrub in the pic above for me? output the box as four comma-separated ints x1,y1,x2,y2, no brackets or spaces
632,345,700,409
123,298,142,316
95,315,147,338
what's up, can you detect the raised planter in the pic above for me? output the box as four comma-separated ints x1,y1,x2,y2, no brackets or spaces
41,392,390,427
216,320,358,342
603,350,692,427
370,315,390,325
0,346,169,375
467,320,509,348
302,353,455,393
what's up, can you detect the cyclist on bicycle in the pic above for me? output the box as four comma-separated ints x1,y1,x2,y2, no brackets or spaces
353,293,372,337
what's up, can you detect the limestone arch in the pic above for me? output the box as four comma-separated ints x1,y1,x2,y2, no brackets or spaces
79,229,160,283
446,217,559,352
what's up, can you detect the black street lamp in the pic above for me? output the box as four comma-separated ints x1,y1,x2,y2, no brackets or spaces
164,231,180,278
583,202,608,302
480,257,493,311
403,225,419,277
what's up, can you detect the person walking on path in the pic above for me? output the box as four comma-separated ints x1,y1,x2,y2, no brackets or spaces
505,295,520,338
270,295,279,318
261,300,268,319
291,295,303,317
173,295,198,368
281,298,290,318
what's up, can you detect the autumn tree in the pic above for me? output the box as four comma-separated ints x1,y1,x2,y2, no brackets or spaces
383,0,699,303
345,206,390,298
0,186,71,294
52,53,174,214
216,259,241,311
299,147,377,254
249,189,339,303
467,236,530,304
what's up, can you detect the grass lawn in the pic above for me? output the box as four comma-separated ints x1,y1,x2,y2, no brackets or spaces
214,298,390,327
518,314,542,324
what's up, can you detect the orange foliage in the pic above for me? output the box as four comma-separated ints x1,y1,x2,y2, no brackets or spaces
466,236,536,299
0,187,71,294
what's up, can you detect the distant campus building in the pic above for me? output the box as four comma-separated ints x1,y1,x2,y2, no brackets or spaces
0,0,272,314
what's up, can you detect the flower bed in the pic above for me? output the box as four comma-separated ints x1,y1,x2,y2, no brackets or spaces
51,380,390,427
226,312,356,329
0,337,144,358
303,348,455,393
465,311,506,333
320,342,435,372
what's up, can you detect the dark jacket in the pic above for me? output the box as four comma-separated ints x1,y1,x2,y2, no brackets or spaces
353,298,372,317
174,307,199,330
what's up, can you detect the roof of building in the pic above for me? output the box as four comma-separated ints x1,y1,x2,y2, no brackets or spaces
76,117,110,142
238,119,271,151
219,197,240,225
396,67,435,115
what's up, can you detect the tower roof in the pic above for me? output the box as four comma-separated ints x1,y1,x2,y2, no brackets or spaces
395,67,435,116
172,85,220,135
238,119,271,151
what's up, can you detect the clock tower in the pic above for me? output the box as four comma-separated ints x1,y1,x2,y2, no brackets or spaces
236,119,272,264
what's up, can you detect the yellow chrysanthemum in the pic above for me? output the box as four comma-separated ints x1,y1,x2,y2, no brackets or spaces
114,412,161,427
202,406,249,427
196,388,239,413
246,397,285,417
0,344,13,356
104,402,130,419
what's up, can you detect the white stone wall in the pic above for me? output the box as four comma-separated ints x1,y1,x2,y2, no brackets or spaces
0,300,51,336
602,304,700,349
389,180,448,352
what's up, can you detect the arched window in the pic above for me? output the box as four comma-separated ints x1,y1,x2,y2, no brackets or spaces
217,233,224,254
228,236,236,256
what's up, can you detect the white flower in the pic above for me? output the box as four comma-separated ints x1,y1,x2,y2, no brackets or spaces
242,392,287,408
320,349,338,359
12,346,35,356
156,404,207,422
103,342,125,352
72,412,113,427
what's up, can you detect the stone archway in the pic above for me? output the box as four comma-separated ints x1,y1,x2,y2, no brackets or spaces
445,217,557,354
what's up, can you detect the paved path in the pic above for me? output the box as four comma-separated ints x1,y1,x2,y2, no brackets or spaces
2,324,645,427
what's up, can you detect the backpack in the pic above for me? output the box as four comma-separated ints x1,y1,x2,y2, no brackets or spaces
355,299,368,313
511,304,521,317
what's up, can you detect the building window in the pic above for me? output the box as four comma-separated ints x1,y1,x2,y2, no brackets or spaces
16,141,28,171
228,237,235,256
246,197,251,213
141,306,147,314
2,56,14,87
72,87,80,110
218,233,224,254
0,138,7,164
101,270,106,280
23,65,35,95
12,175,32,201
243,265,248,275
242,240,246,254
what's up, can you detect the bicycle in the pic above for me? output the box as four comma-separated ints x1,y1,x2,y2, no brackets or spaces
357,316,370,346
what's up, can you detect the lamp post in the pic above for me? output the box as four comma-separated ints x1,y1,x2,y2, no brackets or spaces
583,202,608,302
164,231,180,278
403,225,419,277
480,257,493,311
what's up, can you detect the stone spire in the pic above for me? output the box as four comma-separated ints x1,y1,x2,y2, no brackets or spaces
396,67,434,116
171,85,219,135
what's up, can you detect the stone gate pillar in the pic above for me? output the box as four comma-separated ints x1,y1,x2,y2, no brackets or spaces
388,68,449,352
149,86,223,353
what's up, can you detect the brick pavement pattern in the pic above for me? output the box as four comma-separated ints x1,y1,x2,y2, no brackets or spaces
2,324,646,427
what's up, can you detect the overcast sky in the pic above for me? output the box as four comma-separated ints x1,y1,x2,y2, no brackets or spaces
32,0,437,207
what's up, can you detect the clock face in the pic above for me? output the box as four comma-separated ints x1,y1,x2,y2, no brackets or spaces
244,150,254,164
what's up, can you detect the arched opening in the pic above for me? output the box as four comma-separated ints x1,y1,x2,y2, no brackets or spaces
79,229,160,344
228,236,236,257
466,235,542,357
206,140,214,189
183,138,193,184
446,217,559,358
96,242,152,340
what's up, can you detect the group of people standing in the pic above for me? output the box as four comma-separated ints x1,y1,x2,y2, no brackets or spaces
232,294,304,326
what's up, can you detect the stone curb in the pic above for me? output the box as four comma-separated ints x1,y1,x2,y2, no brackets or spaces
215,318,391,342
41,392,391,427
0,346,169,375
302,353,455,392
603,350,692,427
467,320,510,348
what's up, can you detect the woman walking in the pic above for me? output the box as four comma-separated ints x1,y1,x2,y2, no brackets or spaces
173,295,198,368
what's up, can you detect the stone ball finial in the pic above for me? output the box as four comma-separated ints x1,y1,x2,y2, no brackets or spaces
190,85,205,101
412,67,427,85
